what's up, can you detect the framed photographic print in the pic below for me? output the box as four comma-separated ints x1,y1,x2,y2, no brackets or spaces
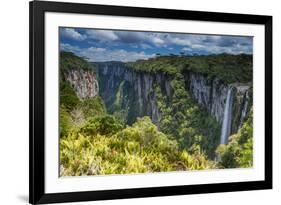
29,0,272,204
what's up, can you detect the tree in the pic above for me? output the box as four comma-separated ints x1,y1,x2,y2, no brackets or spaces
80,115,123,136
59,105,72,137
216,110,253,168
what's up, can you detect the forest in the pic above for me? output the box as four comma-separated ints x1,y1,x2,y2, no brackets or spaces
59,51,253,176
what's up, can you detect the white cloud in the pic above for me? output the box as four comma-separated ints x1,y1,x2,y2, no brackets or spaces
80,48,155,62
191,44,206,49
60,43,155,62
86,47,106,52
140,43,152,49
181,47,192,52
60,28,253,56
86,30,119,41
169,37,191,46
60,43,81,52
84,30,167,47
60,28,86,41
151,37,165,46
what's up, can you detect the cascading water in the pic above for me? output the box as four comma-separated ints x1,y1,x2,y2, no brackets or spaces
220,86,234,144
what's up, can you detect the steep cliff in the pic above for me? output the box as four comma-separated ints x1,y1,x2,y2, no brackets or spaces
59,52,253,172
60,52,99,100
95,61,252,144
64,69,99,99
183,71,251,137
95,62,166,125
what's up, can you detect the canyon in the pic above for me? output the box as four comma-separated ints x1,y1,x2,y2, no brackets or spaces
94,62,252,144
63,60,252,145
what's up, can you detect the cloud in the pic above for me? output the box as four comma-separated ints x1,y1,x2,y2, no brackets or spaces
60,43,81,52
60,27,253,56
114,31,145,43
60,28,86,41
83,30,167,47
150,36,165,46
182,47,192,52
60,43,155,62
140,44,152,49
187,43,252,55
191,44,206,49
171,34,252,54
130,43,152,49
168,37,191,46
216,38,238,47
86,30,119,41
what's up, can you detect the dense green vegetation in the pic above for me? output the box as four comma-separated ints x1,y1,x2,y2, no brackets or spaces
154,73,221,158
216,109,253,168
59,52,106,136
128,54,252,84
59,95,106,136
60,117,216,176
60,52,93,73
59,52,253,176
125,54,252,159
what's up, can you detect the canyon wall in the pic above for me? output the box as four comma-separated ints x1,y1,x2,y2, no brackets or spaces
184,71,251,135
64,69,99,99
94,62,251,142
95,62,167,125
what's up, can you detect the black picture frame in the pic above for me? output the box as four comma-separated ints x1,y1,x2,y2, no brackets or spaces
29,1,272,204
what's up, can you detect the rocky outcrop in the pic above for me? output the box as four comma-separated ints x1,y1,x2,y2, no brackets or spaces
65,69,99,99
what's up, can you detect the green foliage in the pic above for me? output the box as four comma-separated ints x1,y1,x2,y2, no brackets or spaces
216,109,253,168
128,54,252,84
60,116,216,176
59,51,106,134
59,84,107,137
60,51,93,73
59,51,253,176
60,80,80,111
154,73,221,159
79,96,106,118
80,115,123,136
180,149,216,170
125,55,246,160
59,105,73,137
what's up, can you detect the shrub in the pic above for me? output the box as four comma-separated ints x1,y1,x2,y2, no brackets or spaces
59,105,73,137
80,115,123,136
60,116,217,176
216,110,253,168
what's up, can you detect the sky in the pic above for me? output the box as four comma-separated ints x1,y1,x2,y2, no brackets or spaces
59,27,253,62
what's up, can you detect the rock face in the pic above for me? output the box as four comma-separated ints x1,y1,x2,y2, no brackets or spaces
95,62,252,141
65,69,99,99
95,62,168,125
183,71,251,138
231,85,252,133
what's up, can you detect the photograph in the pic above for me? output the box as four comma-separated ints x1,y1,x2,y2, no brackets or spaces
59,27,253,177
28,1,272,203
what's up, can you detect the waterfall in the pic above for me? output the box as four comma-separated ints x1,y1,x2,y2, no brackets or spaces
220,86,234,144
